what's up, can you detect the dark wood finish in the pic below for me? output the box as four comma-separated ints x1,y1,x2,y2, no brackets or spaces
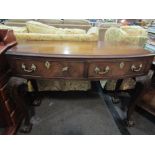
0,30,17,55
0,30,25,135
28,79,41,106
6,40,154,58
6,56,153,80
7,58,85,79
138,88,155,116
6,41,154,81
88,58,152,79
126,82,144,126
151,59,155,86
1,38,154,133
4,40,155,131
136,60,155,116
0,83,10,102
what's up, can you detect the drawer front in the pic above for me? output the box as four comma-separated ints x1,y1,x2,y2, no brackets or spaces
9,58,85,78
8,57,153,79
88,59,151,78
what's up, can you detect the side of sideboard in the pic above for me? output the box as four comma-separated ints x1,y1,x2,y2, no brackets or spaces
0,30,25,134
0,54,25,134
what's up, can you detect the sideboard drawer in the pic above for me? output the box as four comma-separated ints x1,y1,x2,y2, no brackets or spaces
7,56,153,80
88,61,117,78
9,58,85,79
88,59,150,79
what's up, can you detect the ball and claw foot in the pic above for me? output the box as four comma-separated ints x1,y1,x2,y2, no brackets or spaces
32,98,42,106
112,96,120,104
126,119,135,127
20,124,32,133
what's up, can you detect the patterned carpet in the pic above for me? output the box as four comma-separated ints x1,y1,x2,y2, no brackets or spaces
1,90,155,135
18,91,121,135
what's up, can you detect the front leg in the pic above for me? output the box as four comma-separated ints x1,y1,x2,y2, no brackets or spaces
28,79,41,106
126,82,144,127
20,93,34,133
17,84,33,133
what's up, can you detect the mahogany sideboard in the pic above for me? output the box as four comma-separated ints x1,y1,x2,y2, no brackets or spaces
0,30,27,134
1,38,155,134
6,41,154,80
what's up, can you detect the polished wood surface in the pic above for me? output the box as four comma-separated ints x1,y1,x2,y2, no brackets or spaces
6,40,155,80
0,30,24,135
6,40,154,81
3,40,155,133
7,41,154,58
7,56,153,80
0,29,17,55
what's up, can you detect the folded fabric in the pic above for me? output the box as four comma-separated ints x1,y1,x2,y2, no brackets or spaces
105,80,117,91
63,19,90,25
119,78,136,90
14,32,98,41
121,25,147,36
26,21,86,34
36,80,91,91
87,27,99,36
105,27,128,45
99,23,120,28
6,19,32,22
124,36,147,46
26,21,58,34
1,21,98,41
0,24,28,33
105,26,147,46
37,19,63,25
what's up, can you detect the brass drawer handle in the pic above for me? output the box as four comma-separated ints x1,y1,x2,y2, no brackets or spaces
62,66,69,72
21,63,36,73
95,66,110,75
45,61,51,69
131,64,143,72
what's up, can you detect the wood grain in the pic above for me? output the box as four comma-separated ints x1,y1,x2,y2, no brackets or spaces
0,30,24,135
6,40,154,58
4,39,155,134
